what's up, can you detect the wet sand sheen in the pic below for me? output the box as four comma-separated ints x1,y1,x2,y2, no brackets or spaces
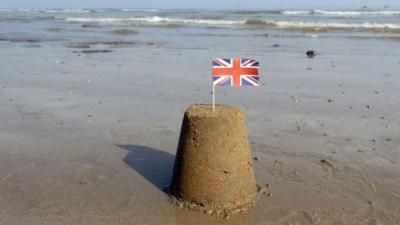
0,9,400,225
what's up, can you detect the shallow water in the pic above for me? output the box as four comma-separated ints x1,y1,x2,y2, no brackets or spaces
1,8,400,44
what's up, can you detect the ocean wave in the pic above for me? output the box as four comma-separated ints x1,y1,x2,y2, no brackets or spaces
0,17,31,23
63,16,400,32
0,8,13,12
0,8,96,13
282,10,400,16
264,20,400,29
64,16,242,26
228,10,281,15
245,19,400,32
122,9,159,12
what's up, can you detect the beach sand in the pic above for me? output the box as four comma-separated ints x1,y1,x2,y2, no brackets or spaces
1,15,400,224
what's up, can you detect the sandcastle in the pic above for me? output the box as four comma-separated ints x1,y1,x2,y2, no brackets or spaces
169,104,263,216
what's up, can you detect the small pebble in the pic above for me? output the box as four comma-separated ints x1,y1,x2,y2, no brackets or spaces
16,154,23,161
79,178,88,185
306,50,316,58
320,159,334,167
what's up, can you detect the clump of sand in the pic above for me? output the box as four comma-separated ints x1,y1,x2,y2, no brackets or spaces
48,28,63,32
111,29,139,35
82,23,102,28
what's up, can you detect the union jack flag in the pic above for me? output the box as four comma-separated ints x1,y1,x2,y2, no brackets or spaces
212,58,260,87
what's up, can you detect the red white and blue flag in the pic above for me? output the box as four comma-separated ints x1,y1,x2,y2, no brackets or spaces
212,58,260,87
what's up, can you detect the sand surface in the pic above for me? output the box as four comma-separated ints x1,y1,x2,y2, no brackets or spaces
1,28,400,224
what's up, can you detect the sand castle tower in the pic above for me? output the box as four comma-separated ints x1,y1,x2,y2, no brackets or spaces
170,104,260,215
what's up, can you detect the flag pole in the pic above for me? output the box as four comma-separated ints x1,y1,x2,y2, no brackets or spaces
212,84,215,111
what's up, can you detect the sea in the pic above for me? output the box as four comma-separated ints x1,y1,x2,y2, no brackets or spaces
1,8,400,61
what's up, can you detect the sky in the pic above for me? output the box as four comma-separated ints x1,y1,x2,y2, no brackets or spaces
0,0,399,9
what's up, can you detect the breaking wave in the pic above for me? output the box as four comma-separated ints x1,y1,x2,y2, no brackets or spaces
244,19,400,32
0,8,97,13
228,10,281,15
64,16,242,26
63,16,400,33
282,10,400,16
122,9,159,12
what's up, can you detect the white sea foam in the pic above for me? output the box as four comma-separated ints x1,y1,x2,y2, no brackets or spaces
0,8,94,13
122,9,159,12
64,16,400,32
65,16,242,26
259,19,400,31
0,8,13,12
282,10,400,16
281,11,311,15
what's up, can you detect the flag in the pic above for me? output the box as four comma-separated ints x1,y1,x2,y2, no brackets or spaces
212,58,260,87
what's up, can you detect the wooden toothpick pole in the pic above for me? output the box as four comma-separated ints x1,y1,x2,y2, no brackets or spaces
212,84,216,111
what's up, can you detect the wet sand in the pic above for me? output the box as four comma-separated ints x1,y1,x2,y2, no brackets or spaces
0,37,399,225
